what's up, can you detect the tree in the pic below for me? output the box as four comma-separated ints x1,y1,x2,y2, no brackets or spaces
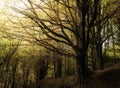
13,0,92,86
89,0,120,70
35,50,50,81
0,39,20,88
11,0,120,87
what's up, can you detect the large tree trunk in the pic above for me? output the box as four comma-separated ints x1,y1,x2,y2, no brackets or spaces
96,31,104,70
96,0,104,70
76,50,90,88
96,25,104,70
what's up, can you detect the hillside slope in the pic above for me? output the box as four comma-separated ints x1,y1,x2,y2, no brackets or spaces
90,64,120,88
38,64,120,88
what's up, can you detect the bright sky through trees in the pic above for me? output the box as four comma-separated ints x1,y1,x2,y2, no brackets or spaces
0,0,40,9
0,0,24,9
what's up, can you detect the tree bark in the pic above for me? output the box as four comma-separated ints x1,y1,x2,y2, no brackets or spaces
76,50,90,88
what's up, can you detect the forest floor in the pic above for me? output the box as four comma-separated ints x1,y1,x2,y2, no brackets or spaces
90,63,120,88
38,63,120,88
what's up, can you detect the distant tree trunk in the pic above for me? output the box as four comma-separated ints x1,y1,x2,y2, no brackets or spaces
111,26,116,63
57,58,62,77
54,57,62,78
11,60,18,88
99,43,104,70
38,59,49,80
